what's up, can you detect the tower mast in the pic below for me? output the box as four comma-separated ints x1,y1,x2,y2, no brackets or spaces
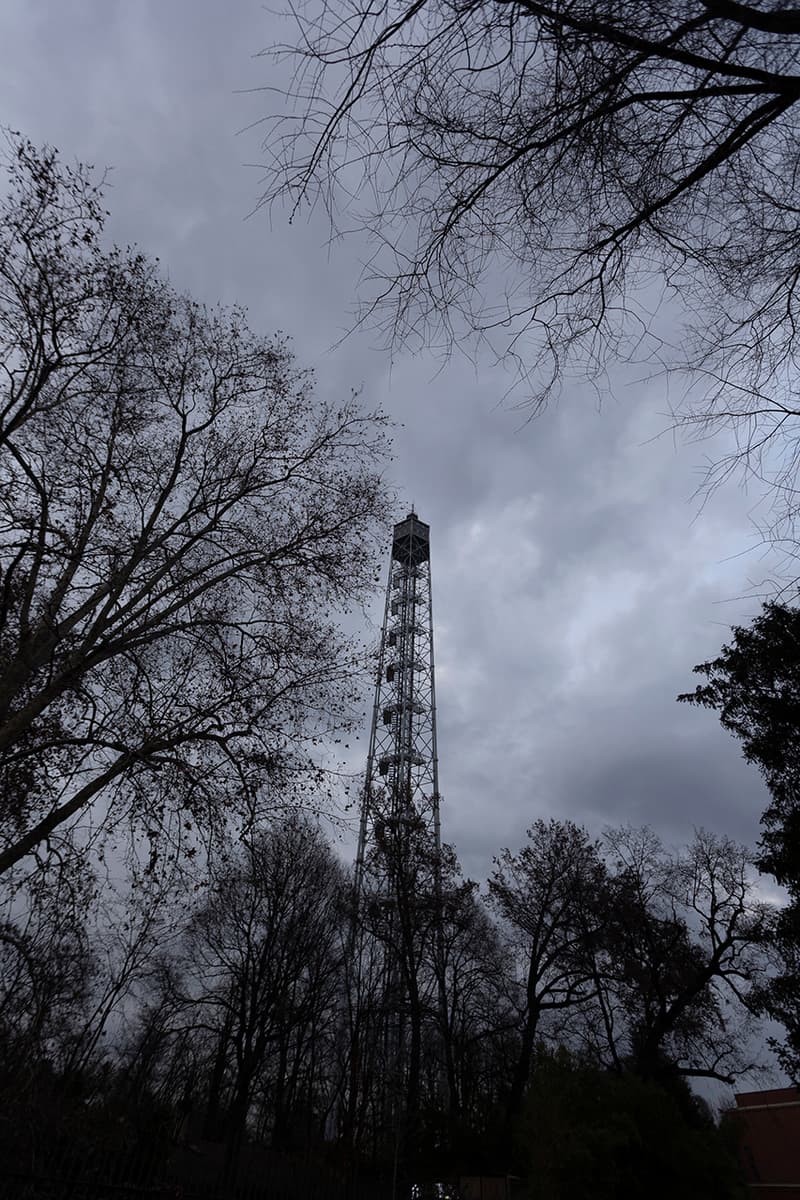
355,510,441,893
348,511,445,1178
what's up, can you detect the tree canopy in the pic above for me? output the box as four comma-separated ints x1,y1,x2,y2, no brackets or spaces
680,600,800,1077
0,137,390,876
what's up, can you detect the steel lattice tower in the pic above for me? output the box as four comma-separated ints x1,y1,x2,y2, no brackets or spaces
355,511,441,892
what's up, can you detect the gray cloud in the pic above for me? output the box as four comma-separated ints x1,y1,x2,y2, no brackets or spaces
0,0,778,891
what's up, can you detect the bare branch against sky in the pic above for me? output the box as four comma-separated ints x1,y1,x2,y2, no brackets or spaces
0,0,796,1148
0,0,786,882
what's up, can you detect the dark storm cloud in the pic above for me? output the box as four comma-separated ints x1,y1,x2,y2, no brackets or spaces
0,0,780,891
368,350,774,874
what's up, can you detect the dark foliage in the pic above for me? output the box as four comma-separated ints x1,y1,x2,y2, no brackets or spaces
680,600,800,1077
518,1049,747,1200
0,812,765,1195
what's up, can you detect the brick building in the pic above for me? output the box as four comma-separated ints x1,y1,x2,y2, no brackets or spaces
733,1087,800,1198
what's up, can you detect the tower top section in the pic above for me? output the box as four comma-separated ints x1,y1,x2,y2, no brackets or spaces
392,511,430,566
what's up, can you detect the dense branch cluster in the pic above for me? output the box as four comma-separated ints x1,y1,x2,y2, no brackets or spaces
264,0,800,367
0,138,390,876
262,0,800,544
0,814,771,1193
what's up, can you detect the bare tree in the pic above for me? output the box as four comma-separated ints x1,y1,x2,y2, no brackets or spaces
333,895,389,1164
181,816,346,1169
0,137,390,875
487,821,772,1102
261,1,800,541
0,844,99,1172
59,852,188,1078
429,858,514,1129
0,851,95,1076
587,826,774,1085
488,819,606,1120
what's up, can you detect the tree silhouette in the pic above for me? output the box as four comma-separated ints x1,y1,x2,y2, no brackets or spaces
681,601,800,1077
262,0,800,546
0,137,389,875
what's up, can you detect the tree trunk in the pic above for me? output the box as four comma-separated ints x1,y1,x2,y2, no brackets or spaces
204,1013,232,1141
506,1000,540,1124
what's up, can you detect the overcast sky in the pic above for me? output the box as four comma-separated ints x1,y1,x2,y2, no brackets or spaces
0,1,785,913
